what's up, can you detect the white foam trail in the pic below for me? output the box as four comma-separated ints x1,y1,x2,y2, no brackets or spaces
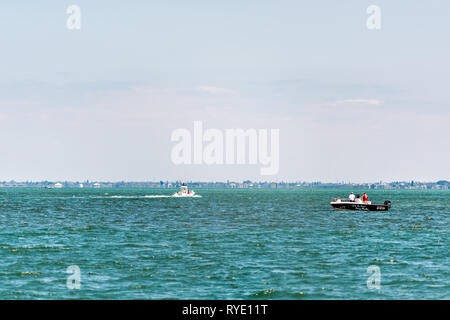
110,195,202,199
171,195,202,198
109,195,171,199
42,194,201,199
144,195,172,198
100,195,202,199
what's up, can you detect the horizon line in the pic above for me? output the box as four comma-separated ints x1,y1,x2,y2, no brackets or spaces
1,179,449,184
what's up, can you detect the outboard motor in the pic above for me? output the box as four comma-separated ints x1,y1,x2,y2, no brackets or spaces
384,200,392,207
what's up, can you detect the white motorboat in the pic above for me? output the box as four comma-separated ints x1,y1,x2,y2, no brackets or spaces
172,185,200,197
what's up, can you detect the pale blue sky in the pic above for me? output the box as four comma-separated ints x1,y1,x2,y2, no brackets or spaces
0,1,449,182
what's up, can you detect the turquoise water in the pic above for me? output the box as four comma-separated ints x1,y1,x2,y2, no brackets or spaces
0,188,448,299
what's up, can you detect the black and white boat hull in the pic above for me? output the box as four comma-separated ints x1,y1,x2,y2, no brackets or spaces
330,201,391,211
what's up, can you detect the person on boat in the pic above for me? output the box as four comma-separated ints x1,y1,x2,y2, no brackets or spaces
349,192,356,201
362,192,369,203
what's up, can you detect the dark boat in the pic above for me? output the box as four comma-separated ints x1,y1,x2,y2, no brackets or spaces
330,199,392,211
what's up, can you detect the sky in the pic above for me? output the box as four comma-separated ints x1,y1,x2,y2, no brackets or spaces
0,1,449,182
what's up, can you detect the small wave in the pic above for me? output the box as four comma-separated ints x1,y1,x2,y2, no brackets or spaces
249,289,307,299
0,271,41,277
20,271,41,276
250,289,278,297
19,245,72,251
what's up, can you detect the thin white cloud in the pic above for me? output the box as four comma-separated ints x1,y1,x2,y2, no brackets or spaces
196,86,234,94
328,99,383,106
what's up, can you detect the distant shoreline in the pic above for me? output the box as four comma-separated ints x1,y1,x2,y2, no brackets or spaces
1,180,448,190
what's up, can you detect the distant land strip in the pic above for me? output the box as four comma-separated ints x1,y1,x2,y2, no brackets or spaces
1,180,449,190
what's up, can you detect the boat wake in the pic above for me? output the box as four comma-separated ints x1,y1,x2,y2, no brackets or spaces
110,195,171,199
42,186,202,199
111,195,202,199
171,194,202,198
52,194,202,199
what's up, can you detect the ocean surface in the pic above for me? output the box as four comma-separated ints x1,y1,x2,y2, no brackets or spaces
0,188,448,300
